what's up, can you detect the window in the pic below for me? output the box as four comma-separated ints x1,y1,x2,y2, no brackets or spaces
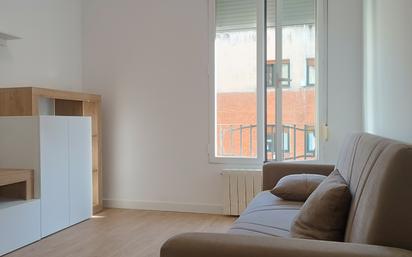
214,0,258,158
305,127,316,156
283,127,290,153
266,60,291,88
211,0,325,164
265,125,290,157
306,58,315,86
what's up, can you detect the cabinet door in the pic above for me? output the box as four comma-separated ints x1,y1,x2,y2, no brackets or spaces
39,116,70,237
68,117,92,225
0,200,41,256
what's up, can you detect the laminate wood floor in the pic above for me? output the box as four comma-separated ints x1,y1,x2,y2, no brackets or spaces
6,209,236,257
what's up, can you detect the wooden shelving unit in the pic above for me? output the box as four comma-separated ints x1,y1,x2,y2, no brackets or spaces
0,169,34,201
0,87,103,213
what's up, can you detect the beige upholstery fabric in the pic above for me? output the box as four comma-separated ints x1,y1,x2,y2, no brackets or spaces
228,191,302,237
291,170,352,241
161,133,412,257
271,174,326,201
335,133,412,250
262,163,335,191
161,233,412,257
228,165,338,238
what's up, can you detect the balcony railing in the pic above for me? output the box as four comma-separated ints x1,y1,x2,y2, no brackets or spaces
217,123,315,160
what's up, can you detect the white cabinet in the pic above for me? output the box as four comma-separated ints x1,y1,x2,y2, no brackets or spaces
0,116,92,242
68,118,92,225
0,200,41,256
39,117,70,237
39,116,92,237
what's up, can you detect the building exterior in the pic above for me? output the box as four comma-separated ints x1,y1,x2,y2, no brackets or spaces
215,26,316,160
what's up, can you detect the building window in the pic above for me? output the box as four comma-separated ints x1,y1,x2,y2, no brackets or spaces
266,60,291,88
212,0,323,164
305,127,316,156
306,58,315,86
265,125,290,156
283,127,290,153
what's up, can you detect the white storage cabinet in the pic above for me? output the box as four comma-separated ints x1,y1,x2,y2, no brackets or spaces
0,116,92,254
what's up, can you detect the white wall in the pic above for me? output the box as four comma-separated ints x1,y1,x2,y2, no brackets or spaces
323,0,364,162
364,0,412,143
83,0,363,213
83,0,224,213
0,0,83,90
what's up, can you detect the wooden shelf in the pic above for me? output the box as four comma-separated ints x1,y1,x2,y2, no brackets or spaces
55,99,83,116
0,87,103,214
0,169,34,200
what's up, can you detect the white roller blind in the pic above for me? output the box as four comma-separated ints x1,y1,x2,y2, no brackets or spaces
277,0,315,26
216,0,257,32
216,0,315,32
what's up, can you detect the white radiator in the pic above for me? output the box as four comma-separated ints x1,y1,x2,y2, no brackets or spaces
222,169,262,216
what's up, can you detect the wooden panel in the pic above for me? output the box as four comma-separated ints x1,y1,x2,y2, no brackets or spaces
83,101,98,136
0,182,28,200
92,137,99,171
0,88,33,116
92,172,99,206
0,169,34,200
55,99,83,116
83,100,103,213
32,87,101,102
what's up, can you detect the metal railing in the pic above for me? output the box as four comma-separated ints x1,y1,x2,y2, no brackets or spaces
217,123,315,160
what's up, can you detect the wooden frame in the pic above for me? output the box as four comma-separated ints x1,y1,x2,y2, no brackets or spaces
0,87,103,213
0,169,34,200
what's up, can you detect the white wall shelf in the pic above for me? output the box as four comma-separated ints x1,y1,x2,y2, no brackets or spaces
0,32,21,46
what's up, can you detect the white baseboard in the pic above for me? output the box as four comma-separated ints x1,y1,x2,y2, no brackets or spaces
103,199,223,215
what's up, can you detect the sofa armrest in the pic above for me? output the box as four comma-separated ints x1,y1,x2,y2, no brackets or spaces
262,162,335,190
161,233,412,257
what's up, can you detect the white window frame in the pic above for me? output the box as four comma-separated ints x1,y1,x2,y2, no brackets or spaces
208,0,328,166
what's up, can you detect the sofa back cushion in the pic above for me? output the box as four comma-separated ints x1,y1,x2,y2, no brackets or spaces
337,133,412,250
290,170,351,241
271,174,326,201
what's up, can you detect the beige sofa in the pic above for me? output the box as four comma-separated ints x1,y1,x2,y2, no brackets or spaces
161,133,412,257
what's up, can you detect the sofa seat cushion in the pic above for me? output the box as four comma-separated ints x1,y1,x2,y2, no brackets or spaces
228,191,303,237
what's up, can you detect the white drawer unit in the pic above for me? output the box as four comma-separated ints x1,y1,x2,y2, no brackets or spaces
0,116,92,252
0,200,41,256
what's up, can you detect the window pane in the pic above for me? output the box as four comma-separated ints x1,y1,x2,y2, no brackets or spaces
266,0,277,161
215,0,257,158
281,62,290,87
282,25,316,160
266,0,316,161
307,58,315,86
